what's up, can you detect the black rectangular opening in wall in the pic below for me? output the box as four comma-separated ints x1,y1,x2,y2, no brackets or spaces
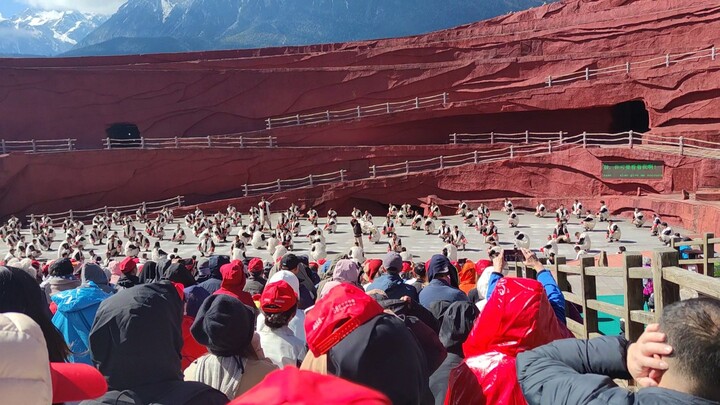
610,100,650,133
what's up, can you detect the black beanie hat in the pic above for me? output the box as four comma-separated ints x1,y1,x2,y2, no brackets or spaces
190,294,255,357
49,258,74,277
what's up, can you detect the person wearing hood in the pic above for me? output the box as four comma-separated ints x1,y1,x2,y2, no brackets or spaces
198,255,231,294
365,252,419,302
1,266,70,363
419,255,469,308
301,283,429,405
316,259,361,297
257,270,306,343
257,280,307,368
444,277,572,405
85,282,228,404
457,259,476,295
51,265,113,364
40,258,82,302
467,259,492,304
185,294,277,399
165,262,198,288
214,260,255,308
116,256,141,290
243,258,267,296
138,260,162,284
485,249,567,325
80,262,115,294
429,301,480,405
194,257,212,284
182,285,211,370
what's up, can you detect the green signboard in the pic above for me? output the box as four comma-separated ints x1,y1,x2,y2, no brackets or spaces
602,161,663,179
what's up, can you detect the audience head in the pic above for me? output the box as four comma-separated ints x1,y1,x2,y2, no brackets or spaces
261,280,298,329
659,298,720,401
281,254,300,274
0,266,70,362
49,258,74,277
381,252,402,274
191,294,255,357
427,254,452,281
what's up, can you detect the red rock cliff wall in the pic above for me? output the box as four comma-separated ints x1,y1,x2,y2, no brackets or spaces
1,0,718,147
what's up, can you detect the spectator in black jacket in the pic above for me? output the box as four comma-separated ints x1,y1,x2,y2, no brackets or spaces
517,297,720,405
243,257,266,296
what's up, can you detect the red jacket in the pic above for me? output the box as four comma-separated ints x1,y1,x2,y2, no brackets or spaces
181,315,207,370
444,278,571,405
214,260,255,307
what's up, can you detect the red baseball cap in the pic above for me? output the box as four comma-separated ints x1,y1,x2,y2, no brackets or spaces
51,362,108,403
229,367,390,405
304,283,383,357
260,280,297,314
401,261,413,273
119,256,137,274
248,257,264,273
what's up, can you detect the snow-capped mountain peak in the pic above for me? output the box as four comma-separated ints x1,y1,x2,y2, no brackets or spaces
0,9,107,56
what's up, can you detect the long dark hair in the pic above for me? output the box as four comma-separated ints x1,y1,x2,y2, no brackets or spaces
0,266,70,362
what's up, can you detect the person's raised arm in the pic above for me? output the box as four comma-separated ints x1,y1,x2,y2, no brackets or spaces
521,248,566,324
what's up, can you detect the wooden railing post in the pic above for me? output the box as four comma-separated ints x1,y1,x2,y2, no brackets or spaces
386,103,391,114
547,76,553,87
276,179,282,192
623,252,645,342
140,137,145,149
525,130,530,144
490,132,495,144
67,139,73,151
308,175,313,187
356,106,361,118
176,196,182,207
207,136,212,147
415,97,420,109
548,140,552,153
371,165,376,178
628,130,634,148
510,145,514,158
665,53,671,67
1,139,6,154
243,184,248,197
405,161,410,175
326,110,331,121
31,139,36,153
442,92,448,105
703,233,714,276
559,131,564,143
652,249,680,317
473,151,478,164
69,210,74,221
626,61,631,73
296,114,301,125
105,138,111,150
712,46,716,61
439,156,444,169
582,131,587,148
579,256,598,339
266,118,272,129
678,136,684,155
268,136,274,147
340,170,345,182
585,67,590,80
451,133,457,144
239,136,244,148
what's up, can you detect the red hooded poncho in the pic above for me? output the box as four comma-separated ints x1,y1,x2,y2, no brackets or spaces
444,277,571,405
213,260,255,308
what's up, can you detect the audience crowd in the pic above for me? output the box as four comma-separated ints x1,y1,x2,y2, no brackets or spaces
0,201,718,405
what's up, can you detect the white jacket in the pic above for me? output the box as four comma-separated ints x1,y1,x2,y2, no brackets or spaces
256,323,307,369
0,312,53,405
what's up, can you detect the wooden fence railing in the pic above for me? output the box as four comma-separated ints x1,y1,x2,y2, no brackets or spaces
27,196,185,224
265,93,449,129
535,241,719,343
1,138,76,154
671,233,719,276
103,135,277,149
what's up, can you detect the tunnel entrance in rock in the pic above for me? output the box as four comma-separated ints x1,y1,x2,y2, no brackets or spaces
609,100,650,133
